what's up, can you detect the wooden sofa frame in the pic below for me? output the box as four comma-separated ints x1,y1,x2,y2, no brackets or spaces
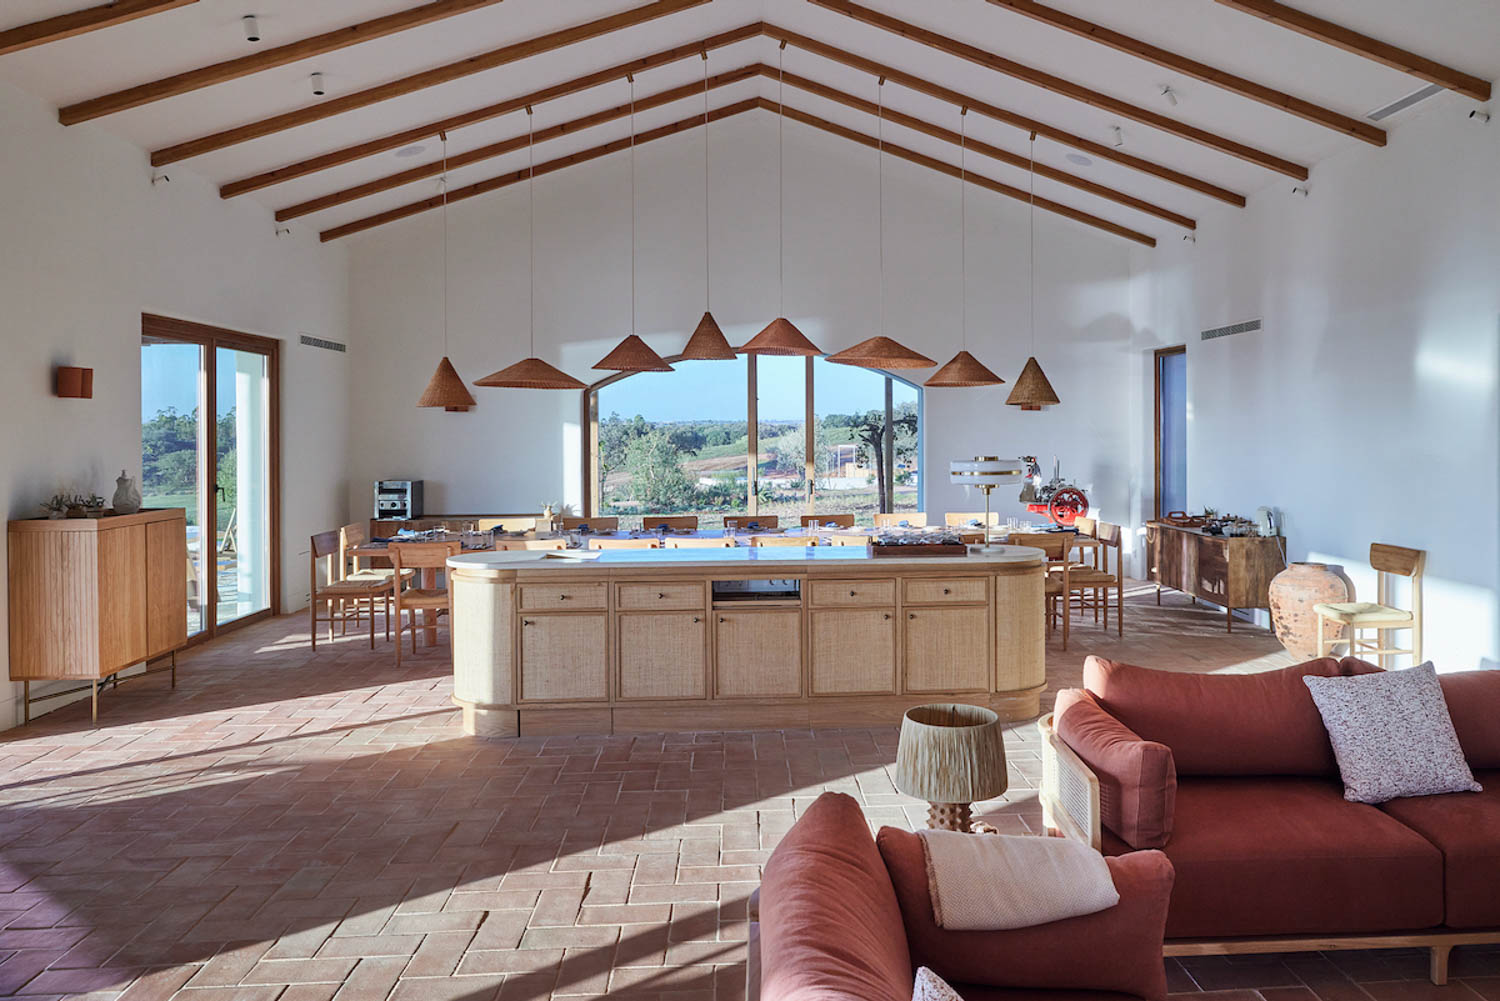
1037,714,1500,986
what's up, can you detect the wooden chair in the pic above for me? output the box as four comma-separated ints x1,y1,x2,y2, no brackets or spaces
725,515,779,530
309,531,393,651
1316,544,1425,666
945,512,1001,527
588,538,659,550
478,516,539,532
667,537,734,548
874,512,928,528
1066,522,1124,636
388,541,461,667
644,515,698,530
561,516,619,531
752,535,816,547
829,534,871,546
495,538,566,551
1013,533,1078,650
802,513,855,528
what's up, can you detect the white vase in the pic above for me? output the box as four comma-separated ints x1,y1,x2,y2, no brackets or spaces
113,470,142,515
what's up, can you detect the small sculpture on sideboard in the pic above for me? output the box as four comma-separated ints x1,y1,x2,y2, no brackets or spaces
113,469,142,515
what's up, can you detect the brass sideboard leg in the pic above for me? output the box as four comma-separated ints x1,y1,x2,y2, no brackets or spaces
1226,606,1233,633
91,680,98,725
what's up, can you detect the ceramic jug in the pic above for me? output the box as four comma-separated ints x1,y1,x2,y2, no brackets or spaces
113,469,142,515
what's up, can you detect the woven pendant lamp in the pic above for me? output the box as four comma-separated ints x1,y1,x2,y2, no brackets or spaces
745,46,820,358
679,56,735,362
928,109,1004,388
1006,132,1059,410
831,78,932,372
827,337,935,369
476,109,585,391
596,76,674,373
418,134,474,411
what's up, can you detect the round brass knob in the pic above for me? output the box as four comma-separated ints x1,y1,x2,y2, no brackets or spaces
943,588,951,595
909,612,916,620
849,590,857,597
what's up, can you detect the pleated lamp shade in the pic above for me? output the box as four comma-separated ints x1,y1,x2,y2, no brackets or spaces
739,317,820,356
418,356,476,411
1005,356,1060,410
825,336,936,370
679,311,736,361
594,334,673,372
474,357,586,390
894,703,1008,805
925,351,1004,387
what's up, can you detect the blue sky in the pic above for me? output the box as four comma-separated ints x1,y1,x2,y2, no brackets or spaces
598,356,918,423
142,343,243,419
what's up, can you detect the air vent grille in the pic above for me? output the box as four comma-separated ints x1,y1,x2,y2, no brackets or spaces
1368,83,1444,122
300,334,346,353
1201,318,1261,341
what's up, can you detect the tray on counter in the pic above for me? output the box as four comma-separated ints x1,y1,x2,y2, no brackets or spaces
869,543,969,558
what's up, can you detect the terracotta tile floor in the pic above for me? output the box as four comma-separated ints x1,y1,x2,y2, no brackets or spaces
0,584,1487,1001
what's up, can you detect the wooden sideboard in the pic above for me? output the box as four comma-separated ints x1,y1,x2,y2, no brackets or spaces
1146,522,1286,631
8,508,188,722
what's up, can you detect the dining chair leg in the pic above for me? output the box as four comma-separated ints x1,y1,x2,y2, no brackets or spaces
1062,592,1070,651
328,599,336,642
394,612,403,668
310,596,317,651
1116,583,1123,637
384,595,392,641
368,597,376,650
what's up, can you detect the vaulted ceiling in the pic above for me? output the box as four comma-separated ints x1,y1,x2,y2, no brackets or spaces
2,0,1495,249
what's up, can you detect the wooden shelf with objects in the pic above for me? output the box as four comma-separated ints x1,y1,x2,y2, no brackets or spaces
1146,521,1286,631
447,545,1047,738
7,508,188,723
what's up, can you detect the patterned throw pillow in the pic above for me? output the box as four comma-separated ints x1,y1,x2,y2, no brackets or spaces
1304,662,1482,804
913,966,964,1001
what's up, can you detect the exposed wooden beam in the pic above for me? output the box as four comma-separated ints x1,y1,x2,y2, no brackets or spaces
985,0,1385,145
151,0,708,166
766,24,1245,207
60,0,508,125
764,67,1195,230
759,98,1156,247
278,66,757,221
1215,0,1490,102
809,0,1309,179
0,0,196,57
220,23,762,199
321,99,760,242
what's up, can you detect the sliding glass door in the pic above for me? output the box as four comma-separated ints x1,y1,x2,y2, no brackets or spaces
141,316,279,637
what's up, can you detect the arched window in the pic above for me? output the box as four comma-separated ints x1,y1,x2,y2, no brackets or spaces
585,355,922,527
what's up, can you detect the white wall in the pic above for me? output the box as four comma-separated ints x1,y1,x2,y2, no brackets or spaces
346,112,1135,532
0,81,352,730
1128,94,1500,671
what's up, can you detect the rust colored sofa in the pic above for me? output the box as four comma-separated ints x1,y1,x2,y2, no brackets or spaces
749,791,1176,1001
1040,656,1500,985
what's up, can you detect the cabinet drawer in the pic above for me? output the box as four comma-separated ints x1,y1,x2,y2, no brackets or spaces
617,582,704,611
808,578,896,607
904,577,988,604
519,582,607,610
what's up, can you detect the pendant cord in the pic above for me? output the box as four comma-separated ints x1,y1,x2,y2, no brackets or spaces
440,132,449,357
777,44,785,317
877,77,885,339
959,108,967,350
527,107,535,357
1029,131,1036,354
703,52,711,312
629,75,637,336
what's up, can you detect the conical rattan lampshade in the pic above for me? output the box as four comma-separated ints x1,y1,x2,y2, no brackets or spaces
594,334,673,372
680,311,735,360
1005,356,1060,410
925,350,1004,387
475,357,586,390
826,336,936,369
418,356,477,411
739,317,820,356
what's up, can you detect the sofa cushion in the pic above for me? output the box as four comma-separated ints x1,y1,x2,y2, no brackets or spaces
1343,661,1500,769
1101,776,1444,938
1379,770,1500,928
760,792,913,1001
1055,689,1176,849
878,827,1173,1001
1083,656,1343,776
954,990,1144,1001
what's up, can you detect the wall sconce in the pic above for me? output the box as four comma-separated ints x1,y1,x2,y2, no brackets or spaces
55,366,93,399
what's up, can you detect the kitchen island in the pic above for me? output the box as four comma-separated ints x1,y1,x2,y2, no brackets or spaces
448,545,1047,737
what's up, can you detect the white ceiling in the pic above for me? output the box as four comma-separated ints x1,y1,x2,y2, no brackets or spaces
2,0,1495,247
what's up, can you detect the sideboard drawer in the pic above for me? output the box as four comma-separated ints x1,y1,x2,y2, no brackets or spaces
616,582,705,611
519,582,607,610
809,579,896,607
904,577,988,604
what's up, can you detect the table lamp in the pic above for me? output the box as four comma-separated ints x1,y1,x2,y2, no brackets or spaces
949,457,1025,546
894,703,1008,832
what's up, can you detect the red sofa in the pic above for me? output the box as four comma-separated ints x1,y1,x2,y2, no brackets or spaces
1041,656,1500,984
750,791,1176,1001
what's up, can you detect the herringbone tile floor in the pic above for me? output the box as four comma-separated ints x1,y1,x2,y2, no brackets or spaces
0,585,1491,1001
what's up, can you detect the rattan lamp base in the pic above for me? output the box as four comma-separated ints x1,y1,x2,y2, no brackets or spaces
926,802,973,832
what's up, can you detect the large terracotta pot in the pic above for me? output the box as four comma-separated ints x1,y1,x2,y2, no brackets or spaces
1268,562,1352,660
